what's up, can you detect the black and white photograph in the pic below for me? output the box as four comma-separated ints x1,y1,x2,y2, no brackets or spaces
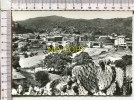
12,11,132,96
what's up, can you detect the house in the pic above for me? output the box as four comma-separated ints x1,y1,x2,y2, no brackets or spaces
79,35,89,46
89,41,103,48
111,33,118,37
114,35,126,46
22,34,30,40
18,41,27,48
79,35,88,42
54,36,63,42
72,35,80,46
126,40,132,50
12,69,26,85
28,33,36,41
99,36,114,45
47,36,55,42
99,35,113,39
30,40,43,49
46,35,64,47
40,34,47,41
42,41,47,50
70,36,75,42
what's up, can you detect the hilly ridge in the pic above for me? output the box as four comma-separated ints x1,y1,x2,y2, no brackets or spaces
14,16,132,38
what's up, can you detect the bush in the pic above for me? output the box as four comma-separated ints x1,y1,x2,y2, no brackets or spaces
13,37,19,42
115,59,126,70
22,80,29,92
73,52,92,65
12,81,18,89
128,46,132,51
30,52,34,57
44,53,72,73
12,55,21,70
122,55,132,65
115,55,132,71
13,43,18,51
24,53,28,58
62,67,72,76
21,45,28,52
35,71,50,87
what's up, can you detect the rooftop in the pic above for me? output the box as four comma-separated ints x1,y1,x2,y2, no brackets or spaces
118,35,125,38
99,37,114,43
12,70,26,80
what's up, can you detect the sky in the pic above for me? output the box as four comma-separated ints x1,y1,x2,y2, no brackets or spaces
12,11,132,21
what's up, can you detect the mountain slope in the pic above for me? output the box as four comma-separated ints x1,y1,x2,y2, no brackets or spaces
14,16,132,37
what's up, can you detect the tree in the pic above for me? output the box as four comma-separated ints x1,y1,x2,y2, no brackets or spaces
62,67,72,76
44,53,72,73
90,42,93,48
115,59,126,70
21,45,27,52
73,52,92,65
12,81,18,89
13,37,19,42
36,35,41,39
100,42,103,48
24,53,28,58
35,71,50,87
13,43,18,51
30,52,34,57
12,54,21,70
22,80,29,93
122,55,132,66
115,55,132,71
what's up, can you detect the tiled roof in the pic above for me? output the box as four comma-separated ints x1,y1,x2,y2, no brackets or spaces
12,70,26,80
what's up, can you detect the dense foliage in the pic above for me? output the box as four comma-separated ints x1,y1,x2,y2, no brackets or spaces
62,67,73,76
35,71,50,87
13,43,18,51
44,53,72,72
12,22,33,34
115,55,132,70
122,55,132,65
12,54,21,70
21,45,28,52
73,52,92,65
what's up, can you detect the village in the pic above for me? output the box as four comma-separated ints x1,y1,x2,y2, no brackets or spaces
12,27,132,96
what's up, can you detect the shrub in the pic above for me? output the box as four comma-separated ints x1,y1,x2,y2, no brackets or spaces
115,55,132,71
122,55,132,65
62,67,72,76
12,54,21,70
44,53,72,73
21,45,28,52
115,59,126,70
24,53,28,58
73,52,92,65
12,81,18,89
22,80,29,92
35,71,50,87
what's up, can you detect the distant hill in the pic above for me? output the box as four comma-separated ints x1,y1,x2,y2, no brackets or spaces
13,16,132,38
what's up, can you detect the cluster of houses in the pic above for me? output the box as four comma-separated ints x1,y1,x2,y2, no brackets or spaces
13,32,132,53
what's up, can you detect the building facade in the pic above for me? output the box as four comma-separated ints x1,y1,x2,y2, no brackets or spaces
114,35,126,46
